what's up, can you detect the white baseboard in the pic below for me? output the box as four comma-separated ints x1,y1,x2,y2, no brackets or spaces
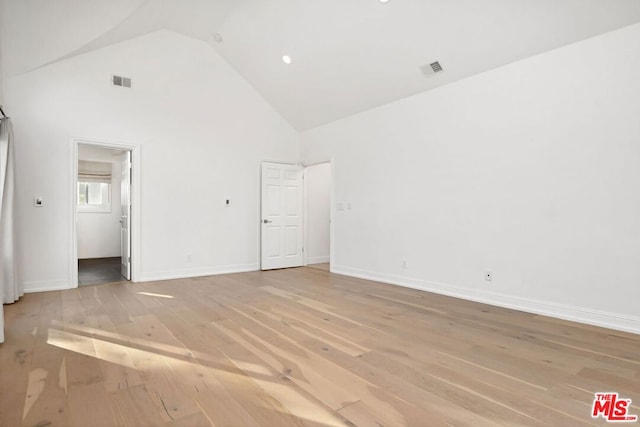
331,264,640,336
138,263,259,282
24,280,73,293
306,256,330,265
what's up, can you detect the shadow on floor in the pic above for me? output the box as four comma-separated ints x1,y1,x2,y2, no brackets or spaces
78,257,126,286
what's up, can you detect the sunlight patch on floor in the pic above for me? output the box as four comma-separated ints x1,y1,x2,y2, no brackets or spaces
137,291,175,299
45,324,349,426
23,368,48,420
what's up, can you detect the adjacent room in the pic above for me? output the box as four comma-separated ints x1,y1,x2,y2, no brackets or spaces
76,144,129,286
1,1,639,426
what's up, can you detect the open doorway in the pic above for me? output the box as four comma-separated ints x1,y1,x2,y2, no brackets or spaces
304,162,331,272
74,143,131,286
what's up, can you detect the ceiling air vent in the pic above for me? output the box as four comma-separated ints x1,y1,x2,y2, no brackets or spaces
420,61,443,78
112,75,132,88
430,61,443,73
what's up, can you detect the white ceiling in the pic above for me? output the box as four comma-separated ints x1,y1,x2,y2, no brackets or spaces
2,0,640,130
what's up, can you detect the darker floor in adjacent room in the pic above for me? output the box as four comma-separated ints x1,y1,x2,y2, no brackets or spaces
78,257,125,286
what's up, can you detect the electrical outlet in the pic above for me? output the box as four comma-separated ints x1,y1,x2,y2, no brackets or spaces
186,254,192,262
485,271,493,282
402,260,408,269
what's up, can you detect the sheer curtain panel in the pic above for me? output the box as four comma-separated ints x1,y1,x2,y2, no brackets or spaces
0,117,20,343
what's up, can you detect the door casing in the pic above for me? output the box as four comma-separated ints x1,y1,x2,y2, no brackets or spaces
120,151,132,280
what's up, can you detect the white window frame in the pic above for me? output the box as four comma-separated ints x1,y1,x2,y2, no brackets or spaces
77,181,112,213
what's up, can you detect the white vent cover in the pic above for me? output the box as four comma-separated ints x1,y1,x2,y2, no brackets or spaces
112,75,132,88
420,61,444,78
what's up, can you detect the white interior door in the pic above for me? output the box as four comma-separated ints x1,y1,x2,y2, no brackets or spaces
261,162,304,270
120,151,131,279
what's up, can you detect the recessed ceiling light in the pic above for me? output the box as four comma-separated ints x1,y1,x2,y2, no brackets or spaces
282,55,292,65
379,0,389,3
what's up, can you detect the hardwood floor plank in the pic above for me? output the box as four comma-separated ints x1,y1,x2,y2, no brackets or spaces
296,337,500,427
0,294,43,427
66,381,121,427
112,384,166,427
218,341,344,426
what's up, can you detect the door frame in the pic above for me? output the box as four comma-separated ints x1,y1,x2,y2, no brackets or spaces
70,137,141,287
302,160,333,269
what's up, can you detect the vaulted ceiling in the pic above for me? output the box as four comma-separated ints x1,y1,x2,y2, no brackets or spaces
2,0,640,130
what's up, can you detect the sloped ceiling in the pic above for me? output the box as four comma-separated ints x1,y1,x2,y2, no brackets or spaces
2,0,640,130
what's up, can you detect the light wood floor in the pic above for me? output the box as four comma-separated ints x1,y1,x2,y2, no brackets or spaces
1,267,639,426
307,263,330,272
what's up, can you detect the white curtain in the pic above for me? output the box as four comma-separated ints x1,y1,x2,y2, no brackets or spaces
0,117,21,343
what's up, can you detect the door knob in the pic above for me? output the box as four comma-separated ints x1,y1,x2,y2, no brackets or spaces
263,219,272,224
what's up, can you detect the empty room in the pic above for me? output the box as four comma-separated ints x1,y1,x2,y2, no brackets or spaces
1,1,639,426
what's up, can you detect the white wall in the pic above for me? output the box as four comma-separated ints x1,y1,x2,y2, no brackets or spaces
305,163,331,264
5,29,299,291
301,23,640,334
76,158,122,259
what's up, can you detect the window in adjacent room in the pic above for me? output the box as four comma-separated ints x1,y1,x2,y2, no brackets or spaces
77,160,112,213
